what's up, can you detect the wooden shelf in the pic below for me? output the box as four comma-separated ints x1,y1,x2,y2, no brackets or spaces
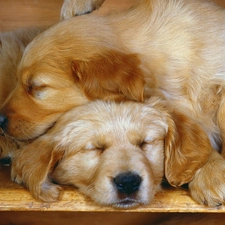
0,165,224,213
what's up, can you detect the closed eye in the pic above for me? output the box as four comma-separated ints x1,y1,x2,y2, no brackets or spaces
139,139,163,150
85,142,107,153
26,85,33,95
26,84,47,99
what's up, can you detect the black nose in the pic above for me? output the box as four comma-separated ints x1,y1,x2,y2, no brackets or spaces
113,172,142,195
0,157,11,165
0,115,7,131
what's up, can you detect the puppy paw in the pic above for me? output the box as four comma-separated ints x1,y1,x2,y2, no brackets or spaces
11,152,62,202
11,153,24,184
38,181,62,202
12,166,62,202
11,165,23,184
60,0,105,20
189,152,225,207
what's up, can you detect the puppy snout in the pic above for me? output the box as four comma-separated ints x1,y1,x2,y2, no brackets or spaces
113,172,142,195
0,114,7,131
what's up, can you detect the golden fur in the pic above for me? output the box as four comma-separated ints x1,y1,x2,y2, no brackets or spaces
0,0,94,161
0,27,43,107
11,98,212,208
1,0,225,207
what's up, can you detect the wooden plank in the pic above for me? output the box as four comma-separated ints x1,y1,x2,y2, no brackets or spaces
0,0,137,32
0,165,224,213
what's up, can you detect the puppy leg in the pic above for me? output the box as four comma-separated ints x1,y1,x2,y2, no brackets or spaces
11,139,64,202
189,150,225,207
60,0,105,20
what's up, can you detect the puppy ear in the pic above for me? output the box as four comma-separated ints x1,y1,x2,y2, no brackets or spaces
38,147,65,202
165,110,212,186
11,140,65,202
71,50,145,102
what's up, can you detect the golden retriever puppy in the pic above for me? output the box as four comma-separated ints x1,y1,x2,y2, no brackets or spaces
0,1,90,161
60,0,105,19
0,28,43,162
11,98,212,208
1,0,225,206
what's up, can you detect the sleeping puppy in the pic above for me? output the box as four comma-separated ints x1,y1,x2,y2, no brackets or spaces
1,0,225,207
0,0,98,162
11,98,213,208
0,28,43,162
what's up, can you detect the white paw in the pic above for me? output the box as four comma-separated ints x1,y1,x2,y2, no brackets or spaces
11,165,23,184
38,181,62,202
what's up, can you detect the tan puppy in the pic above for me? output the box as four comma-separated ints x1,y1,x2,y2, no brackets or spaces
11,98,212,208
1,0,225,206
0,0,95,161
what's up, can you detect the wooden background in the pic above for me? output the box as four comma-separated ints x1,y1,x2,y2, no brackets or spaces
0,0,225,31
1,0,225,224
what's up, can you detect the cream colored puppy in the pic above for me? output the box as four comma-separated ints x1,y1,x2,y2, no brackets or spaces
11,98,211,208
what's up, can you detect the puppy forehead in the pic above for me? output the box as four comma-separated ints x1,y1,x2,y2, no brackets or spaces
18,66,43,83
19,66,72,87
60,101,168,144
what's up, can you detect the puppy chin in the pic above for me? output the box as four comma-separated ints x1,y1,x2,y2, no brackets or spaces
13,122,56,142
112,198,143,209
91,189,155,209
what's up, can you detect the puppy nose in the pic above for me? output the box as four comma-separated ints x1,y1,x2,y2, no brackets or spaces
113,172,142,195
0,157,11,165
0,115,7,131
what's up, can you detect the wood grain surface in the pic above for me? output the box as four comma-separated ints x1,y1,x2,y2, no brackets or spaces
0,165,224,213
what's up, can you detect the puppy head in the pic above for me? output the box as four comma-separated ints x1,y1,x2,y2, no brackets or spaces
0,16,145,141
0,65,89,140
13,98,212,207
51,99,212,201
51,100,167,208
14,99,167,208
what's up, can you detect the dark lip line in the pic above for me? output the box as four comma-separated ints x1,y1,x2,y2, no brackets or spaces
112,198,141,209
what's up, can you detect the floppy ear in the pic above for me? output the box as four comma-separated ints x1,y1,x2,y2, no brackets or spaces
71,50,145,102
165,110,212,186
11,140,65,202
